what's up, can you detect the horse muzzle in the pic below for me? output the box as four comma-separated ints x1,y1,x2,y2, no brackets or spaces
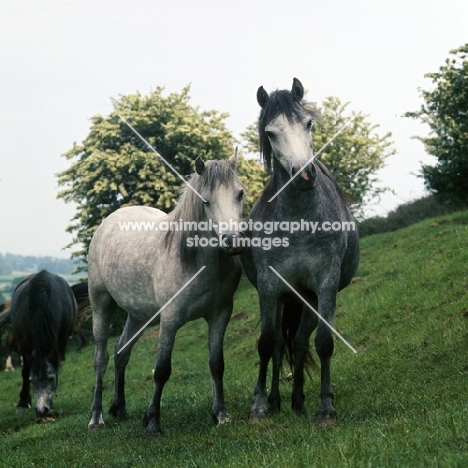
291,162,317,191
220,231,244,255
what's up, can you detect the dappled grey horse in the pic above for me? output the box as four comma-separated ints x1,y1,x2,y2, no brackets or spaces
241,78,360,425
0,270,77,417
88,153,245,435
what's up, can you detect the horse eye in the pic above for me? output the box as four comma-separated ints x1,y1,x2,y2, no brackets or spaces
265,130,275,139
306,119,313,130
237,189,245,201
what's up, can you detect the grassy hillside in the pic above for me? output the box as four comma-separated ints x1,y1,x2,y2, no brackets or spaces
0,211,467,467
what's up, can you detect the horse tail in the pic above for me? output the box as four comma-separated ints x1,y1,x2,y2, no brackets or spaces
29,270,59,378
282,295,320,379
71,281,90,351
0,307,11,333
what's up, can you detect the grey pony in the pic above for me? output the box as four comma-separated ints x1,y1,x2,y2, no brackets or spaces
241,79,360,426
88,153,245,435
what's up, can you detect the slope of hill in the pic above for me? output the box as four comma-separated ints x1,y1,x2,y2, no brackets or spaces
0,211,467,467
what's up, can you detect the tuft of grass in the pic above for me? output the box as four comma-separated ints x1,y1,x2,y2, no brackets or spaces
1,211,468,467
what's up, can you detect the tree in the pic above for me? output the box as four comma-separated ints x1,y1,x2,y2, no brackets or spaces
406,44,468,206
58,86,264,267
241,96,395,210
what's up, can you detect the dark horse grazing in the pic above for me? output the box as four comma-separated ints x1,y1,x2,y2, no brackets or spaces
88,154,244,435
241,78,360,426
0,281,89,371
0,270,77,417
0,299,19,371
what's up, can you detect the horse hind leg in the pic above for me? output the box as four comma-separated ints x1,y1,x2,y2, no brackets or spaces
267,302,285,414
5,355,14,371
5,326,18,371
314,289,337,427
16,354,31,411
109,316,146,422
144,318,178,436
88,292,117,430
290,295,319,416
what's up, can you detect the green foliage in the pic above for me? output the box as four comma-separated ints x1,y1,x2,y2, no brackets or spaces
240,121,259,154
1,211,468,466
241,96,395,210
235,154,268,216
57,86,245,267
311,97,394,207
358,194,451,237
406,44,468,207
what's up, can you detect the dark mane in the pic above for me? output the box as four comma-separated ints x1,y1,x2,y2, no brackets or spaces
315,159,352,206
249,172,278,221
258,89,320,173
29,270,60,379
255,87,349,209
250,159,351,221
164,159,242,270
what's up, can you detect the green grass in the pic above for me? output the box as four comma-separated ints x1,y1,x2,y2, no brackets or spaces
1,211,468,467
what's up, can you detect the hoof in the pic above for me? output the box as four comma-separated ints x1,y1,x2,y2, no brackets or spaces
248,408,269,424
145,422,163,436
16,405,31,413
88,414,105,430
315,412,336,427
212,410,230,425
143,414,163,436
267,400,281,414
215,415,230,425
88,422,105,430
292,403,308,417
109,407,130,422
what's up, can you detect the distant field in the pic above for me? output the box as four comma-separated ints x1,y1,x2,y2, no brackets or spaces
0,211,467,467
0,271,86,302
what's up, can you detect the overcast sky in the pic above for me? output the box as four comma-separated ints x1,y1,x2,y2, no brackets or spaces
1,0,467,258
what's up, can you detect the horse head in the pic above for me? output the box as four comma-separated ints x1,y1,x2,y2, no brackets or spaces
194,149,245,255
258,78,318,191
30,359,57,418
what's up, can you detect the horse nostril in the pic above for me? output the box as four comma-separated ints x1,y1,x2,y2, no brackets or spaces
292,163,315,180
36,406,50,417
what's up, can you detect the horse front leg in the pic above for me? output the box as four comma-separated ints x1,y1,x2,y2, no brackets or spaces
16,353,31,411
144,319,177,436
314,288,337,427
206,306,232,425
109,317,146,422
249,292,278,422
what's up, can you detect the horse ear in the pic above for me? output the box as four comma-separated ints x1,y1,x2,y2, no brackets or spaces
228,147,238,169
195,156,205,175
257,86,269,108
291,77,304,102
